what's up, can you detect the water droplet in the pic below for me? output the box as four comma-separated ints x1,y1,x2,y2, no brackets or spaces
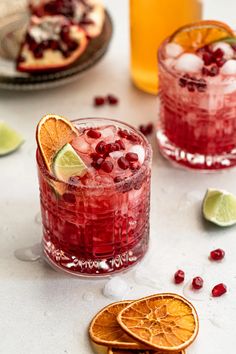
35,212,42,225
82,292,95,302
14,243,41,262
103,276,130,300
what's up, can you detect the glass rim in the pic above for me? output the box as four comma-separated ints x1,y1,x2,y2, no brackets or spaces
36,117,152,190
158,37,236,86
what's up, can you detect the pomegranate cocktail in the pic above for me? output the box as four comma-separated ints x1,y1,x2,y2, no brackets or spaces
157,20,236,170
36,115,152,276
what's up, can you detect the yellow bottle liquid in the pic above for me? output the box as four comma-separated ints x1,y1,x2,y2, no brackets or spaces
130,0,202,94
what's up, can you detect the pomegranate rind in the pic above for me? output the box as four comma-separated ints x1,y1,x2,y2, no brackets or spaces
89,301,149,350
170,20,234,51
17,25,88,73
36,114,78,171
117,293,199,352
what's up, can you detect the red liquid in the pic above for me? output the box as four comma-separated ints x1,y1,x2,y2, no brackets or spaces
37,118,152,276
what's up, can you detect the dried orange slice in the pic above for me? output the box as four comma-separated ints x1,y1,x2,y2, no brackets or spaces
117,293,199,352
108,349,185,354
89,301,149,350
36,114,78,171
170,20,234,51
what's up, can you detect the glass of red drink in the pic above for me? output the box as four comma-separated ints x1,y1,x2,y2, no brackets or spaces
156,21,236,170
37,117,152,276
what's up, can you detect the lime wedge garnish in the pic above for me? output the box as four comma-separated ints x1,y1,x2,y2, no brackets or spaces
213,36,236,45
203,188,236,226
53,143,87,182
0,121,24,156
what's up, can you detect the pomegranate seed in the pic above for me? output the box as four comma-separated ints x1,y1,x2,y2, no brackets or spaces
91,157,104,170
203,52,213,66
213,48,224,60
118,130,129,138
101,160,113,173
115,139,125,150
212,283,227,297
210,248,225,261
107,94,119,105
139,123,154,136
129,161,140,171
118,157,129,170
202,67,209,76
94,96,105,106
68,40,79,51
60,25,70,42
90,152,101,160
114,176,123,183
192,276,204,290
174,269,185,284
196,78,207,93
179,76,187,88
127,133,139,143
106,143,120,153
187,82,195,92
231,44,236,51
216,58,226,67
125,152,138,162
87,129,101,139
209,65,219,77
96,141,106,154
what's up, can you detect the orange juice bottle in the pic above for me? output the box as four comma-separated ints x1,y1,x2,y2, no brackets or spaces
130,0,202,94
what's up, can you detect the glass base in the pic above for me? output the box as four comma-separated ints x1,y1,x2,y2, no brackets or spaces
43,234,148,277
156,129,236,171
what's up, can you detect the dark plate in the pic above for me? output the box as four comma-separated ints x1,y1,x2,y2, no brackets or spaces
0,8,113,90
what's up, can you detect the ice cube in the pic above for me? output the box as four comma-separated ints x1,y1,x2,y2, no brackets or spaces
128,145,145,164
174,53,204,73
223,78,236,94
164,58,175,69
212,42,234,60
221,59,236,75
109,151,123,159
165,42,183,58
101,125,116,142
72,136,91,154
103,276,129,300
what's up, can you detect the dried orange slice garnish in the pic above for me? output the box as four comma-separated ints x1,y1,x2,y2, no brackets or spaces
170,20,234,51
117,293,199,352
36,114,78,170
108,349,185,354
89,301,149,350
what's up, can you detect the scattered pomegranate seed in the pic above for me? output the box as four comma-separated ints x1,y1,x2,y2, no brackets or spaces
125,152,138,162
101,160,113,173
212,283,227,297
210,248,225,261
91,157,104,169
127,133,140,143
107,94,119,105
139,123,153,136
94,96,105,106
192,276,204,290
95,141,106,154
87,129,101,139
118,157,129,170
115,139,125,150
174,269,185,284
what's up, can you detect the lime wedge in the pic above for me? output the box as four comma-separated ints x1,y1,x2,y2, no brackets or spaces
203,188,236,226
213,36,236,45
53,143,87,182
0,121,24,156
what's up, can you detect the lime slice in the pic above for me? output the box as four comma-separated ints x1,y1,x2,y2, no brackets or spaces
53,143,87,182
203,188,236,226
0,121,24,156
212,36,236,45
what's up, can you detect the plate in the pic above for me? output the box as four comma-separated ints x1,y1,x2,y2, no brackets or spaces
0,8,113,90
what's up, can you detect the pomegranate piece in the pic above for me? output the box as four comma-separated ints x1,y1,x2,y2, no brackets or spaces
174,269,185,284
118,157,129,170
107,94,119,105
87,129,101,139
192,276,203,290
114,176,123,183
115,139,125,150
129,161,140,171
212,283,227,297
95,140,106,154
203,52,213,66
118,130,129,139
101,160,113,173
213,48,224,60
208,64,219,77
210,248,225,261
91,157,104,170
94,96,105,106
125,152,138,162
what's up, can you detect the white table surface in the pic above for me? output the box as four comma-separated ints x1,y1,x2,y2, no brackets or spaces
1,1,236,353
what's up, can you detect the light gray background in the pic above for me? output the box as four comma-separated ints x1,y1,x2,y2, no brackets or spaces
1,1,236,353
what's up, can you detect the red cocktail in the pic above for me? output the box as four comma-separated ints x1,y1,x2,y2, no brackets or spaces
157,21,236,170
37,117,152,276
